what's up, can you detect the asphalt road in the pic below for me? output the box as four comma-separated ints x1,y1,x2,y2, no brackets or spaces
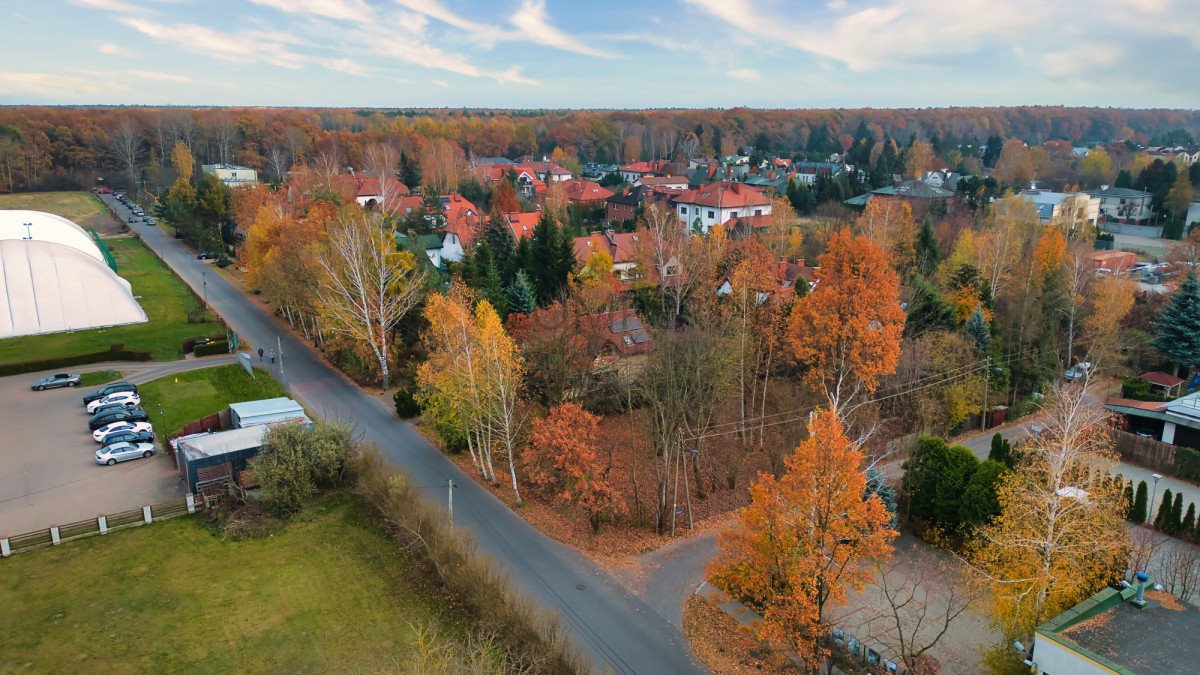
103,196,702,674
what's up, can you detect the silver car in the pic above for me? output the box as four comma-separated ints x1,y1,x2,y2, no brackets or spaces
95,441,156,465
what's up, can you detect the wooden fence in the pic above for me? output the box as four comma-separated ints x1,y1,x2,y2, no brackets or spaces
1113,429,1177,474
0,495,195,558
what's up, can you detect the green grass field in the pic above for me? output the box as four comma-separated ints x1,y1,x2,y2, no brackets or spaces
0,495,458,672
138,363,288,437
0,191,110,227
0,236,223,365
78,369,122,387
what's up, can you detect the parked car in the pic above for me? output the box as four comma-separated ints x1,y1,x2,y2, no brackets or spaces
89,401,131,418
196,252,215,260
82,381,137,406
92,420,154,442
95,429,155,446
31,373,81,390
127,215,137,223
1064,361,1093,382
88,406,149,431
85,391,141,414
96,441,156,465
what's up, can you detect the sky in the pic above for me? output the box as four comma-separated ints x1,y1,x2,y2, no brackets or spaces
2,0,1199,109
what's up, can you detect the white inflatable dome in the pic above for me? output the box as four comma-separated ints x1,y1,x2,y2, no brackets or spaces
0,209,105,263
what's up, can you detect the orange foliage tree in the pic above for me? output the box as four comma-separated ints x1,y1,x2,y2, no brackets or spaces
788,229,905,416
492,179,521,214
710,410,895,669
856,197,917,272
523,403,624,533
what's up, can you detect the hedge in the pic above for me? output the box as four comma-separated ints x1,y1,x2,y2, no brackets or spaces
1174,446,1200,482
183,334,228,354
0,344,152,376
194,340,230,357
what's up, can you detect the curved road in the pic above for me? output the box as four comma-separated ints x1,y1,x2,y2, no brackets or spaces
104,197,702,674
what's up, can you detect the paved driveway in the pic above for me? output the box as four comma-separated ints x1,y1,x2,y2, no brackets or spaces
0,356,234,537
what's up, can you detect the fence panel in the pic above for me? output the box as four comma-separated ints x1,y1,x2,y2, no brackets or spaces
59,519,100,540
8,529,53,552
106,508,145,529
152,501,188,520
1113,430,1177,474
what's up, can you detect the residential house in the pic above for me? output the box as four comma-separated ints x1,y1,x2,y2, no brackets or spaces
792,161,840,185
1105,388,1200,449
396,193,482,250
673,181,772,234
505,211,541,241
635,175,689,191
844,180,955,213
582,162,619,180
202,163,258,187
1083,186,1153,224
687,163,736,188
582,309,655,368
1148,145,1200,166
559,178,615,207
573,229,657,282
395,230,464,268
604,184,683,223
619,160,671,184
1019,189,1100,232
519,159,573,183
336,174,410,210
1030,574,1200,675
922,170,962,191
472,163,545,200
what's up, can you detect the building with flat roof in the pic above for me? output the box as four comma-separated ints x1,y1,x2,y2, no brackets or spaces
177,425,268,495
1032,576,1200,674
228,397,310,429
202,163,258,187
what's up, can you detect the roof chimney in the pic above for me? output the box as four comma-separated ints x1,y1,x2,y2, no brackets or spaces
1131,572,1149,608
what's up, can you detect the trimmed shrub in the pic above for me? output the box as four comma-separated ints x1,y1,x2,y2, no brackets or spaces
1155,489,1174,530
1132,480,1149,523
1174,446,1200,482
988,433,1013,467
393,385,420,419
194,340,229,356
959,460,1008,527
0,345,152,376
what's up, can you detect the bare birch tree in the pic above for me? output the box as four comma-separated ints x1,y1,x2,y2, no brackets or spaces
109,116,142,186
316,213,426,390
363,143,401,213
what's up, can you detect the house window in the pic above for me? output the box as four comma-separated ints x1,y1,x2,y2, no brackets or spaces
730,211,738,218
680,206,687,215
707,210,715,218
754,209,762,216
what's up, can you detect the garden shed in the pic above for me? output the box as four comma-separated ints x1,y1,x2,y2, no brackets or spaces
229,397,309,429
177,426,268,495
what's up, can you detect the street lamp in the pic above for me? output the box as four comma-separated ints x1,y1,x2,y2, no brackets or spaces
1148,473,1163,524
202,270,208,308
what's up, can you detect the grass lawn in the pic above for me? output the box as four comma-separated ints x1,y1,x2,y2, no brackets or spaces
0,495,460,673
78,369,122,387
0,236,224,365
138,363,288,436
0,191,109,226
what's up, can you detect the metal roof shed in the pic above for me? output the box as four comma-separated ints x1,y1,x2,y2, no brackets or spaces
229,397,308,429
177,426,268,494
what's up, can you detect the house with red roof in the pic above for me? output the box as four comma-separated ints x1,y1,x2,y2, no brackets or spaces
559,178,614,206
505,211,541,241
583,309,655,365
635,175,689,190
518,160,573,183
574,229,657,282
396,193,483,252
672,181,772,234
619,160,671,183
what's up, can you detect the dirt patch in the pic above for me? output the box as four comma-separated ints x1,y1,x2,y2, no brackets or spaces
1148,588,1187,611
683,595,795,674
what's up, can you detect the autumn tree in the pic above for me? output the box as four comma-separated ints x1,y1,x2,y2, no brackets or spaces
972,380,1130,639
170,140,194,181
362,143,402,213
419,138,466,193
788,229,905,417
1078,147,1113,188
856,197,917,271
491,179,521,214
315,212,426,390
108,116,142,187
904,139,934,179
1166,171,1193,219
1083,274,1136,369
523,403,624,533
993,140,1034,185
710,410,895,670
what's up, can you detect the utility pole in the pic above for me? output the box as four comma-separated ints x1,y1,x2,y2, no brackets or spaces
981,355,991,432
276,336,285,382
447,478,455,526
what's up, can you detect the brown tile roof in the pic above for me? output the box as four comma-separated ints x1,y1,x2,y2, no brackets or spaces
1142,371,1185,388
1105,397,1169,412
619,160,670,175
505,211,541,240
573,229,655,265
674,181,771,209
583,309,655,356
637,175,689,188
560,178,614,203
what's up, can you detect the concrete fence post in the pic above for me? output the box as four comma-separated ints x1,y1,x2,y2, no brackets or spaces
98,515,108,534
50,526,61,545
1,538,10,557
186,494,196,514
142,506,153,524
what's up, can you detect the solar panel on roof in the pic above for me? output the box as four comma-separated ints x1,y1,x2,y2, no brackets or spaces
631,329,651,344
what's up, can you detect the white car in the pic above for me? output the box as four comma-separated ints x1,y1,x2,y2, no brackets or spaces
85,391,141,414
92,420,154,443
96,441,156,465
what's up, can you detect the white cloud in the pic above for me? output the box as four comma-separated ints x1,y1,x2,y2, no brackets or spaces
431,79,449,87
248,0,373,23
120,17,307,69
71,0,141,13
124,69,192,83
727,67,760,81
323,57,370,76
393,0,506,44
511,0,614,58
0,71,136,98
98,42,136,56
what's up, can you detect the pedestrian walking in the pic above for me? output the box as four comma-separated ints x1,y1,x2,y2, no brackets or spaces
258,347,264,361
269,349,276,364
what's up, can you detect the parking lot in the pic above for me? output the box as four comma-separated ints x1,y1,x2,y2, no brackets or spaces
0,367,188,538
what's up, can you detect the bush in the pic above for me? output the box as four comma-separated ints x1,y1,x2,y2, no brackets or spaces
250,422,353,518
393,385,421,419
194,340,229,356
351,447,586,674
1132,480,1149,523
959,460,1007,527
1122,376,1168,402
1174,446,1200,482
215,255,232,268
0,344,152,376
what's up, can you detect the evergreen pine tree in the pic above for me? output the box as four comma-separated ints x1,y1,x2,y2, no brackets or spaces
1114,169,1133,189
514,235,533,279
965,307,991,354
1183,503,1196,536
530,210,561,304
905,276,957,336
915,214,940,276
988,433,1012,467
556,222,578,289
472,242,507,318
1171,492,1185,534
398,151,421,189
506,270,535,316
483,211,518,285
1132,480,1149,523
1153,272,1200,374
1124,480,1135,520
1155,488,1174,530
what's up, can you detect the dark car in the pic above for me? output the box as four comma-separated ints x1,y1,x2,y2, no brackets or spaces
31,373,81,391
196,252,215,260
89,401,135,417
99,430,155,446
82,381,138,406
88,406,149,431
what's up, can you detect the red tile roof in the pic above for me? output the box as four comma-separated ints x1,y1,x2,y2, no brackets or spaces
583,309,655,357
619,160,670,175
505,211,541,240
573,229,655,265
519,160,572,177
675,181,771,209
560,178,614,203
637,175,689,188
1105,397,1169,412
396,193,483,247
1142,371,1185,388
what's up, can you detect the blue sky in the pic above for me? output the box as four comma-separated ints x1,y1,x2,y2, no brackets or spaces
2,0,1198,108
